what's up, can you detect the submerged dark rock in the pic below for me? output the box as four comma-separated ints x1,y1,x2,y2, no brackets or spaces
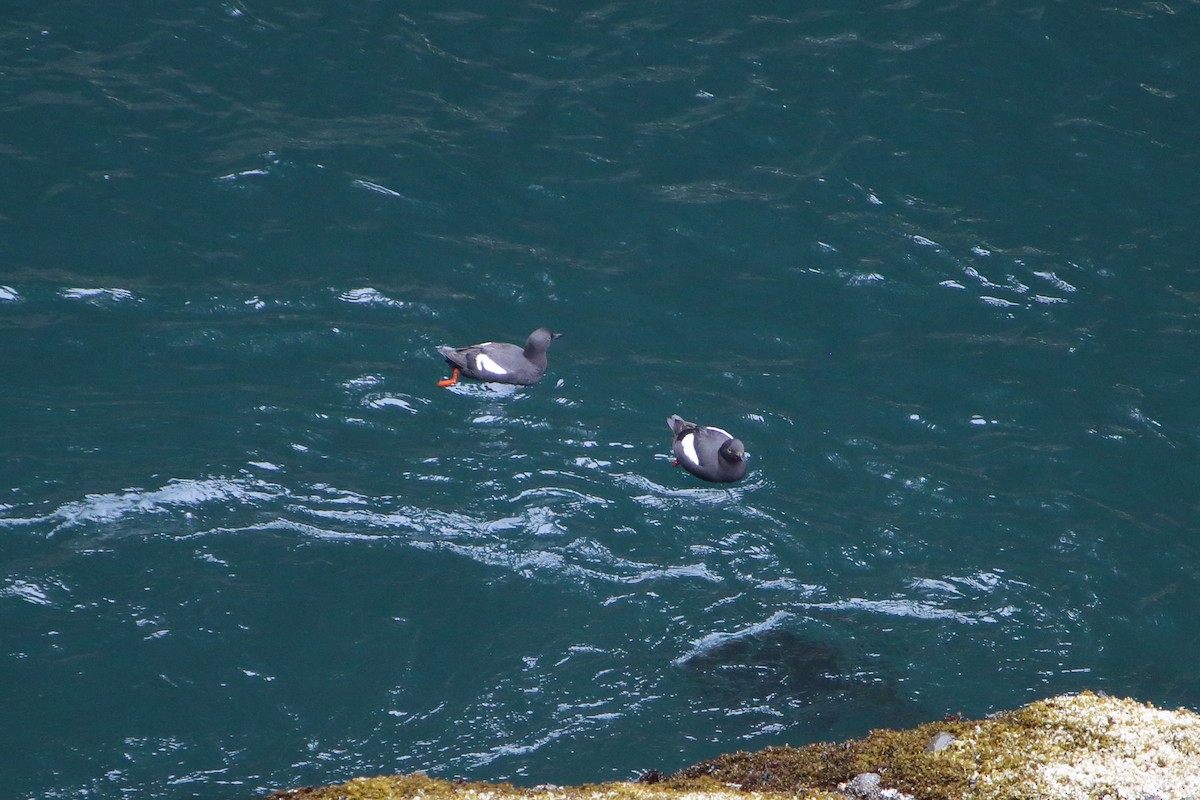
676,620,912,731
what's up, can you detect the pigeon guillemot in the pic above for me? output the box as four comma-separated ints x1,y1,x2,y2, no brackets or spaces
667,414,747,483
436,327,561,386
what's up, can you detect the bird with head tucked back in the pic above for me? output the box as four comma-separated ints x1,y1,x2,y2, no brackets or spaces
436,327,561,387
667,415,747,483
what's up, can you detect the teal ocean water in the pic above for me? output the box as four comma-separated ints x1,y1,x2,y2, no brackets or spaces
3,3,1200,797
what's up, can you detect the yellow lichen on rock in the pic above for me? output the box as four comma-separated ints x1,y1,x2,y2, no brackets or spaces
1028,694,1200,799
904,692,1200,799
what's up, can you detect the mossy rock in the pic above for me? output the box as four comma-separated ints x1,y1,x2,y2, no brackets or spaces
266,693,1200,800
673,692,1200,799
267,774,842,800
667,716,977,798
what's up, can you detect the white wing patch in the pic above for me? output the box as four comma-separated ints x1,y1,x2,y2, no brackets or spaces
680,431,699,466
474,352,509,375
705,426,734,441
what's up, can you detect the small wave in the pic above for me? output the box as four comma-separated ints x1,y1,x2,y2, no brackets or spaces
366,394,425,413
60,287,139,304
447,382,524,400
1033,270,1078,293
214,167,271,183
979,295,1021,308
0,477,289,539
418,539,722,588
800,597,1006,624
616,472,782,525
297,504,483,539
351,179,406,198
0,577,65,606
193,518,381,543
5,470,737,592
342,374,385,390
672,610,795,666
338,287,407,308
509,486,612,507
0,285,20,302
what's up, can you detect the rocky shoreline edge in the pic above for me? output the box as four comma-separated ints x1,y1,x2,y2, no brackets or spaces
265,693,1200,800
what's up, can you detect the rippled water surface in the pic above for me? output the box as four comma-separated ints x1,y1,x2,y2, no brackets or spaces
4,3,1200,798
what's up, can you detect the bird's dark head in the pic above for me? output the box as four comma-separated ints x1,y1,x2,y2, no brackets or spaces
526,327,561,355
720,438,746,463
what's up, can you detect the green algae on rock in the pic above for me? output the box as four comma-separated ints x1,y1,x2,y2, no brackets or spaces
266,694,1200,800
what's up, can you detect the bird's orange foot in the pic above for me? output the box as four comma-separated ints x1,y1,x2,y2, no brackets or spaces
437,368,460,387
673,458,680,467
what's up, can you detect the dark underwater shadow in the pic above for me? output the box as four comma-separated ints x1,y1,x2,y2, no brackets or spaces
674,617,923,739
